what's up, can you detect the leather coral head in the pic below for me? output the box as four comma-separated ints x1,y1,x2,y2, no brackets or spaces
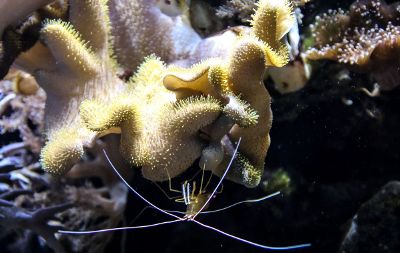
37,0,124,175
17,0,294,187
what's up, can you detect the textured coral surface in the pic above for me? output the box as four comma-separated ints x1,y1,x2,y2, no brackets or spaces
306,0,400,90
32,0,294,188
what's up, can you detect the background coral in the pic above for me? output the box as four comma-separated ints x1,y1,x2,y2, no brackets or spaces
306,0,400,90
0,0,67,79
0,75,128,253
0,70,44,154
108,0,252,70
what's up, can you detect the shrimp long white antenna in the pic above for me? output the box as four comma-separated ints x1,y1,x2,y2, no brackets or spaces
191,137,242,219
201,191,281,214
59,219,181,234
101,150,183,221
193,219,312,250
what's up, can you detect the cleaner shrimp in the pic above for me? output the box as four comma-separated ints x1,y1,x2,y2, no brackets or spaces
59,138,311,251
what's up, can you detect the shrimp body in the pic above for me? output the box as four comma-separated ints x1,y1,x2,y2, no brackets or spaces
178,180,212,219
185,192,210,219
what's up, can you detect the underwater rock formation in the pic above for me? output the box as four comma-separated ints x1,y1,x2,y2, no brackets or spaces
306,0,400,90
216,0,258,23
340,181,400,253
0,71,44,154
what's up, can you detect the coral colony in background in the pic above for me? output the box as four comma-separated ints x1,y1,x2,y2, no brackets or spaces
1,0,400,253
306,0,400,91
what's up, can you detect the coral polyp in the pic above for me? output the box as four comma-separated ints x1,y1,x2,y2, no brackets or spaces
306,0,400,90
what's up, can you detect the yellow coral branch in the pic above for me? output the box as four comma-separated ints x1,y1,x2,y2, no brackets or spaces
80,95,137,132
41,20,97,76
